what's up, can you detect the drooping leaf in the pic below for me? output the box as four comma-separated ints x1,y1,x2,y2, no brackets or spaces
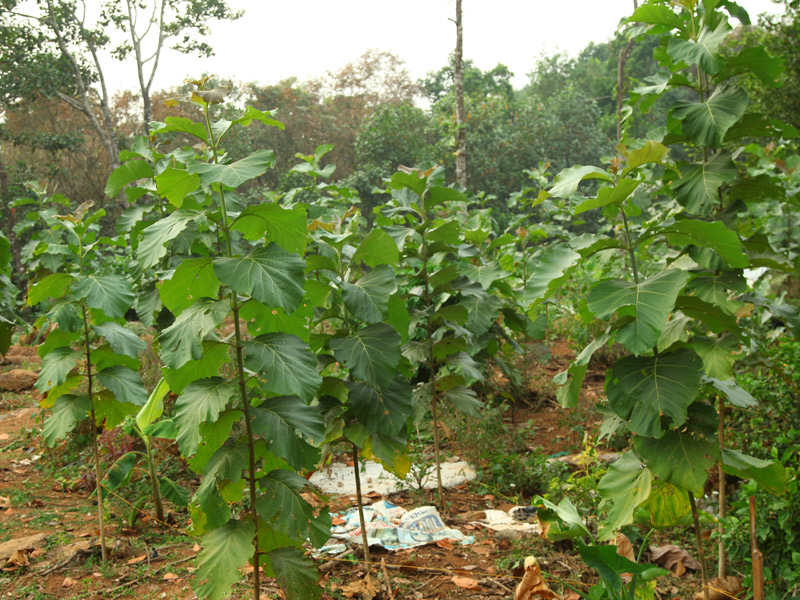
249,397,324,470
42,394,91,447
342,264,396,324
459,293,501,338
330,323,401,389
174,377,237,456
28,273,74,306
721,449,787,495
163,342,230,395
267,546,322,600
92,322,146,358
597,451,653,540
231,204,307,254
347,378,412,436
187,409,242,474
577,542,666,597
137,210,201,269
702,376,757,408
635,402,719,495
549,165,613,199
213,244,305,314
37,346,81,393
243,334,321,402
523,244,581,309
444,385,483,417
72,275,134,319
104,452,138,491
159,258,221,315
194,519,255,600
588,270,689,355
257,470,330,547
105,160,154,198
672,86,749,148
189,149,275,188
717,46,784,88
159,476,190,506
98,365,148,406
158,299,229,370
555,334,611,408
657,219,747,267
607,348,704,438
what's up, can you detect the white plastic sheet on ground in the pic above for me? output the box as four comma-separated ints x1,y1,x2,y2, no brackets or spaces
472,506,541,534
308,459,476,496
315,501,474,554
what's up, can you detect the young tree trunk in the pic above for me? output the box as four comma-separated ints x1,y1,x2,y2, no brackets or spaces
453,0,467,187
616,0,638,143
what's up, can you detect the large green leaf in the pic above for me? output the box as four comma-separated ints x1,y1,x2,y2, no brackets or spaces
174,377,237,456
672,86,749,147
28,273,74,305
642,481,691,527
42,394,91,447
249,397,324,470
154,167,200,208
671,153,738,215
656,219,747,267
692,335,739,379
94,389,139,428
267,546,322,600
347,378,412,436
607,348,704,438
717,47,784,88
37,346,81,393
158,299,229,370
621,141,669,177
702,376,757,408
573,178,640,215
187,409,242,474
92,322,146,358
189,149,275,188
444,385,483,417
194,519,255,600
137,209,201,269
159,258,221,315
330,323,401,389
549,165,613,199
98,365,148,406
351,228,399,267
667,22,729,75
523,244,581,309
257,470,330,547
577,542,666,597
163,342,230,395
213,244,305,314
597,451,653,541
104,452,138,491
458,262,509,290
721,449,787,495
635,403,719,495
105,160,154,198
342,264,395,324
555,334,611,408
72,275,134,319
588,270,689,355
458,293,501,338
244,334,321,402
231,204,307,254
159,476,190,507
675,295,742,336
629,3,685,29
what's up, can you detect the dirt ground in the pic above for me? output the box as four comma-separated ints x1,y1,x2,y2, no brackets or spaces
0,340,708,600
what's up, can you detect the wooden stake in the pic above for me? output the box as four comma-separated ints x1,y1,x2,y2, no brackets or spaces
749,496,764,600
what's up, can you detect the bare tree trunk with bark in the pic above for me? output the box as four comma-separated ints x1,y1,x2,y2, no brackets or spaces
454,0,467,187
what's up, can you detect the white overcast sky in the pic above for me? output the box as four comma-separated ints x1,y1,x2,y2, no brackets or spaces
100,0,783,95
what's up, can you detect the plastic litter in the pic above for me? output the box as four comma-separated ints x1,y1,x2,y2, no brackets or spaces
315,501,474,554
472,506,541,534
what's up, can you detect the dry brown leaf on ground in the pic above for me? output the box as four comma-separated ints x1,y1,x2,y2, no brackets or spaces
614,533,635,561
0,496,10,508
61,577,77,588
127,554,147,565
649,544,701,573
4,549,29,569
694,576,743,600
514,556,561,600
436,538,454,550
162,572,180,581
340,575,379,600
452,575,480,589
564,591,581,600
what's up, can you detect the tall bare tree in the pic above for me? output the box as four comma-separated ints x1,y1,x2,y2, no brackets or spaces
453,0,467,187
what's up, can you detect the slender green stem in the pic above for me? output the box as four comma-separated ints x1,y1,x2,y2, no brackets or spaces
352,444,371,567
82,305,107,561
144,437,165,523
421,218,445,508
717,397,727,578
620,209,640,286
689,491,710,600
203,101,261,600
